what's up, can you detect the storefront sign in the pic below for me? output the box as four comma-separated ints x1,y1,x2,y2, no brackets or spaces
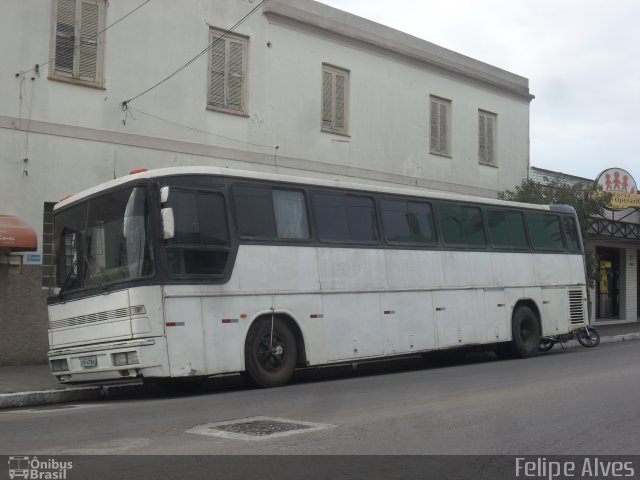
595,168,640,210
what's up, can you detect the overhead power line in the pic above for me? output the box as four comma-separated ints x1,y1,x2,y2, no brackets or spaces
127,105,278,150
121,0,269,108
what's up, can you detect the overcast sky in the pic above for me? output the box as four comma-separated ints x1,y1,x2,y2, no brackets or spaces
318,0,640,182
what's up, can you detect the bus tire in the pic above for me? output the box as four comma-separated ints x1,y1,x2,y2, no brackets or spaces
244,317,297,388
511,306,540,358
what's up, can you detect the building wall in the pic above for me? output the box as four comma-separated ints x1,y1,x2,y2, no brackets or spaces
0,0,533,364
0,264,49,365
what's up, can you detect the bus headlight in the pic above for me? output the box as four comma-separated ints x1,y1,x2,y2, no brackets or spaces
112,351,139,366
50,359,69,372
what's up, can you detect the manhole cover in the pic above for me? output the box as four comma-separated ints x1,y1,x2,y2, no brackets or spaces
187,416,335,441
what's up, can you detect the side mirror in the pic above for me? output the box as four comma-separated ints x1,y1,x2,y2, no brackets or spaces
161,207,175,240
160,186,170,204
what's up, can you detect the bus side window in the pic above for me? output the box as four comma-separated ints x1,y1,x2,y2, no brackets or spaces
527,213,564,251
233,185,310,240
314,193,349,242
272,189,310,240
380,198,436,245
437,204,486,247
346,196,378,242
563,217,581,252
314,192,378,243
165,190,230,276
487,209,528,249
233,185,277,238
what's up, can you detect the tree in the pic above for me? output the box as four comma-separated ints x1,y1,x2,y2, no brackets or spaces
497,177,612,286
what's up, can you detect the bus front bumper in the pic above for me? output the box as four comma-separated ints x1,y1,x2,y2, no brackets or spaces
47,338,169,384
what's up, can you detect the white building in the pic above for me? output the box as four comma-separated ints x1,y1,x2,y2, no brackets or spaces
0,0,533,364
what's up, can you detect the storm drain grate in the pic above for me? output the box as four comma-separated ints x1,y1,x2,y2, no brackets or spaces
187,416,335,441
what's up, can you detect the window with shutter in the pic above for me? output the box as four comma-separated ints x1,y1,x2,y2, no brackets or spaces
429,96,451,156
207,28,248,115
50,0,105,87
478,110,497,165
321,64,349,135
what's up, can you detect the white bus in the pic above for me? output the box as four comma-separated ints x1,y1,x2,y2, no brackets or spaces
47,167,588,387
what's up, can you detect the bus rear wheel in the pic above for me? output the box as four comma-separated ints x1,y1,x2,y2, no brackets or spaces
511,306,540,358
244,317,297,388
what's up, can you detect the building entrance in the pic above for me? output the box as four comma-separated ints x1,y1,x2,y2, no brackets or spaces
596,247,620,319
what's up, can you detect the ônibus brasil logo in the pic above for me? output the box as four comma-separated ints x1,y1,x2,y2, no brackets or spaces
8,456,73,480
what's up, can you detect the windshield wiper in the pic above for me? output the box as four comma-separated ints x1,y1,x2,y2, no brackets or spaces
58,259,78,300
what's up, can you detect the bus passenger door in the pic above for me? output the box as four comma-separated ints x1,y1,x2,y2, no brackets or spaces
164,296,206,377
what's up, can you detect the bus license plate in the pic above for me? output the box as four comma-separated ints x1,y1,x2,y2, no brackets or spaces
80,356,97,369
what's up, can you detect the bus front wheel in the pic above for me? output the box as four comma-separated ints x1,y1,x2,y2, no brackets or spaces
244,317,297,388
511,306,540,358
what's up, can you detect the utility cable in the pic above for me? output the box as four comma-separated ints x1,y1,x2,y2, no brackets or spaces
121,0,269,107
126,105,278,150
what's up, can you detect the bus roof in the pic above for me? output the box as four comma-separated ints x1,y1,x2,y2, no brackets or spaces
54,166,561,213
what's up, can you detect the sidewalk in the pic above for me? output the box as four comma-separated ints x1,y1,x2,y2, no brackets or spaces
1,322,639,409
0,363,144,409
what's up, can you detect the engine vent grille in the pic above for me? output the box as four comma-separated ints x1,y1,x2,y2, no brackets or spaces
568,289,585,324
49,305,146,329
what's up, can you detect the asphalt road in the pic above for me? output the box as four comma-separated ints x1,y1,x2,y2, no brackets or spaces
1,342,639,456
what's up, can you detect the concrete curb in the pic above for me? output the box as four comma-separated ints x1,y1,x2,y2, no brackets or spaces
0,386,101,409
605,333,640,343
0,382,143,410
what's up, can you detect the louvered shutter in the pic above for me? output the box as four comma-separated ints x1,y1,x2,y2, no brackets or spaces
321,65,348,133
486,115,494,164
55,0,76,75
208,29,246,112
322,70,333,127
438,103,448,154
208,34,226,108
478,113,486,162
429,101,438,152
430,98,451,155
334,72,345,129
227,39,244,111
479,112,496,164
78,0,99,81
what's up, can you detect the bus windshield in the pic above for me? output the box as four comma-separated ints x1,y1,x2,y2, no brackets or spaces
53,186,154,295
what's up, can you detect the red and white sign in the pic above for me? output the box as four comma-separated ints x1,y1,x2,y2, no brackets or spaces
595,168,637,193
595,168,640,210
